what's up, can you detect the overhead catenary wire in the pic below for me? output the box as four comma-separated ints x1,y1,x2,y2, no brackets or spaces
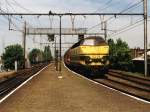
0,8,22,31
107,1,148,38
94,0,113,13
0,7,32,33
5,0,16,13
0,1,25,28
87,0,143,32
0,12,141,36
0,3,38,33
0,0,146,36
107,0,143,23
11,0,39,28
3,0,38,29
2,0,26,23
108,18,147,37
4,0,30,26
11,0,33,12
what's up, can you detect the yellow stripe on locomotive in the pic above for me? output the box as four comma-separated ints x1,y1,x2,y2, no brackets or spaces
80,46,109,55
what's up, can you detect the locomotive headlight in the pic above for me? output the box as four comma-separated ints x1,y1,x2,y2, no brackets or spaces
85,57,92,64
101,56,108,63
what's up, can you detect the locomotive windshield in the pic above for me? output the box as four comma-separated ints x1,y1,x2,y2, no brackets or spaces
81,38,107,46
82,39,95,46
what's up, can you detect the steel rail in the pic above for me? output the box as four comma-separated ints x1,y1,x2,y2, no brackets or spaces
0,64,47,98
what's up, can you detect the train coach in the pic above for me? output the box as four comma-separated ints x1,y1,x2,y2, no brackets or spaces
64,36,109,74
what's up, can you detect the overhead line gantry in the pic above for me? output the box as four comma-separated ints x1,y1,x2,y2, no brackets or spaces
0,12,144,16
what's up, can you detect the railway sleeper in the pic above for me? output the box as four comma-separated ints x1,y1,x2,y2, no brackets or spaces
108,72,150,87
106,75,150,92
94,79,150,101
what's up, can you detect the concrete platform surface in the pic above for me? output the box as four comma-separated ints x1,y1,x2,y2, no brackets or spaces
0,64,150,112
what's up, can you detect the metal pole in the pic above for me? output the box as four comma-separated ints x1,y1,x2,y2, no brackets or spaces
143,0,148,77
23,21,26,69
59,15,62,72
46,46,47,63
104,21,107,41
54,36,57,70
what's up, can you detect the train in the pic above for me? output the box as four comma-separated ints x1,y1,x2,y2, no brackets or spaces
64,36,109,75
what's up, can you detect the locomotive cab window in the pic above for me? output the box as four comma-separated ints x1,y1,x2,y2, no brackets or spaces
81,38,107,46
82,39,95,46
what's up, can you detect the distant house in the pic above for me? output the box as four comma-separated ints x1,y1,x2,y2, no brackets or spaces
132,51,150,61
132,51,150,74
130,48,150,59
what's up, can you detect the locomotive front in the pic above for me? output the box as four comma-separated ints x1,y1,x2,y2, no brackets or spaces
78,37,109,69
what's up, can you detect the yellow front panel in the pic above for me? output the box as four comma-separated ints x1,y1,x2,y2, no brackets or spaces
80,61,103,66
79,46,109,55
79,54,109,66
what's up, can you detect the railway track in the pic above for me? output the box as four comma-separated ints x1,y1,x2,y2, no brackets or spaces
0,63,48,99
93,70,150,101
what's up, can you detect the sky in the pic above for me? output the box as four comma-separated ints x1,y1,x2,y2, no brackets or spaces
0,0,150,56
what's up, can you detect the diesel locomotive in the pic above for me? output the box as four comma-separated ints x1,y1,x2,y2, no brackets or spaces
64,36,109,74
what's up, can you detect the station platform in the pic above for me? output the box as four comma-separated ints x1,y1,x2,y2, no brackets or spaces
0,63,150,112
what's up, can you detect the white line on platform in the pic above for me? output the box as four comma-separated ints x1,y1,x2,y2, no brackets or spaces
64,63,150,104
0,64,50,104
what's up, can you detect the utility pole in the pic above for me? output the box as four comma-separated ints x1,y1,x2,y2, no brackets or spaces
143,0,148,77
59,15,62,72
104,21,107,41
101,21,107,41
54,36,57,70
23,21,26,69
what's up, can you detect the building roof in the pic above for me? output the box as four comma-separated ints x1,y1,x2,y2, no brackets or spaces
132,56,144,61
132,51,150,61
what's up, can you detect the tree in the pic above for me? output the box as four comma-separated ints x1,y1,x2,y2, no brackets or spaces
29,48,43,64
43,46,53,62
108,38,133,71
2,44,24,70
107,39,117,63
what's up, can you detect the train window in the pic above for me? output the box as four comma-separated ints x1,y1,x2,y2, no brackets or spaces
82,39,95,46
72,37,107,47
81,38,107,46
